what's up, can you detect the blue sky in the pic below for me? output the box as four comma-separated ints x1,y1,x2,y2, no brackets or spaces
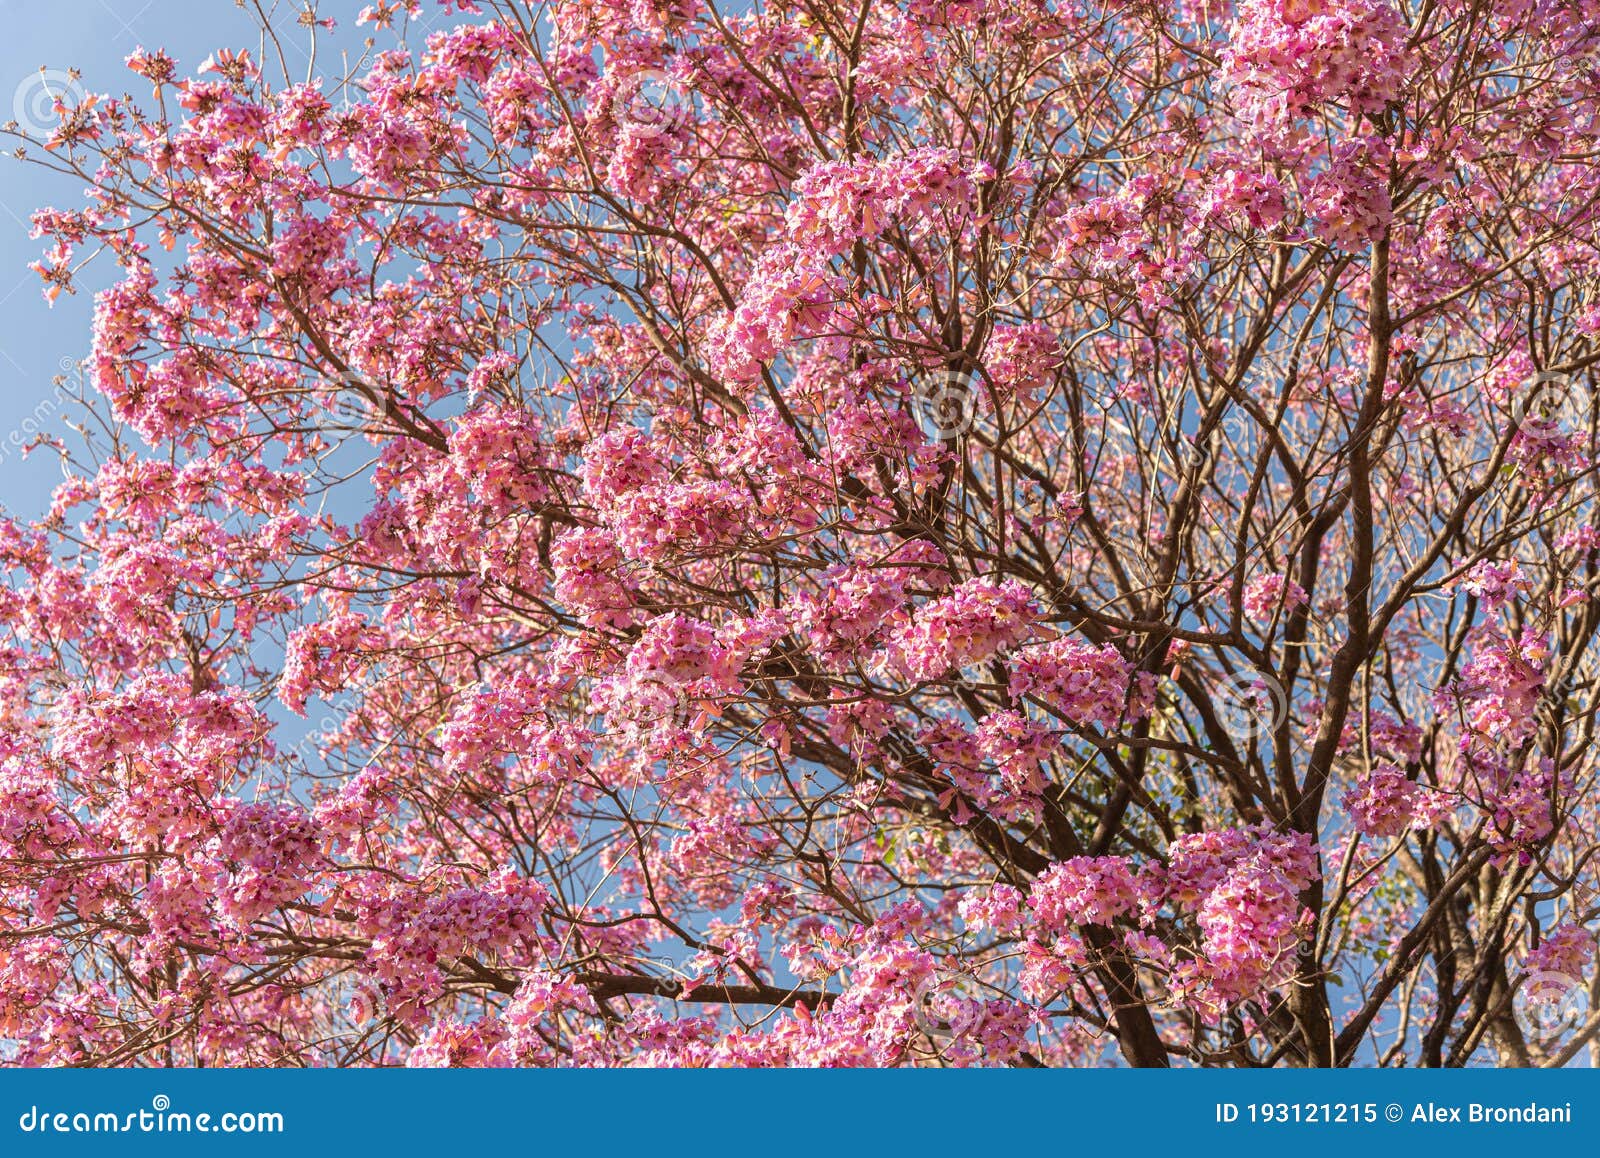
0,0,409,522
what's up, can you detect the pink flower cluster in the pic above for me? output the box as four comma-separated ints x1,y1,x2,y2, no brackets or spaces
438,672,591,787
1441,627,1548,748
277,613,386,715
974,710,1061,797
957,884,1028,935
358,869,550,1022
981,323,1063,404
792,562,913,661
1303,138,1392,251
609,481,750,561
1243,571,1309,622
787,148,981,257
627,613,743,688
884,577,1038,681
1008,637,1144,730
407,1017,510,1068
1525,923,1596,991
710,245,842,384
579,428,667,510
1200,161,1290,231
550,527,635,628
1342,764,1447,838
1486,760,1557,853
1029,856,1141,928
211,801,321,928
1194,858,1313,1004
1223,0,1413,130
1014,825,1322,1009
1457,559,1531,614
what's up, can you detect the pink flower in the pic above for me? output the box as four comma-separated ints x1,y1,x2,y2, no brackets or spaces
1525,924,1595,994
1303,138,1393,251
1243,572,1309,622
884,577,1039,681
211,801,321,927
1456,559,1530,613
787,148,980,256
1196,859,1309,1003
958,884,1028,935
1222,0,1413,133
1342,764,1445,838
407,1017,509,1067
1030,856,1140,928
1009,637,1144,730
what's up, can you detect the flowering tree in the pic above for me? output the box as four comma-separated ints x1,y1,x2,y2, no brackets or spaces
2,0,1599,1068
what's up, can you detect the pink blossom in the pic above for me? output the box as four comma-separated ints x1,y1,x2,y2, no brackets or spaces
1342,764,1445,838
1525,924,1595,992
885,577,1039,681
1243,572,1309,622
1030,856,1140,928
1009,637,1144,730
